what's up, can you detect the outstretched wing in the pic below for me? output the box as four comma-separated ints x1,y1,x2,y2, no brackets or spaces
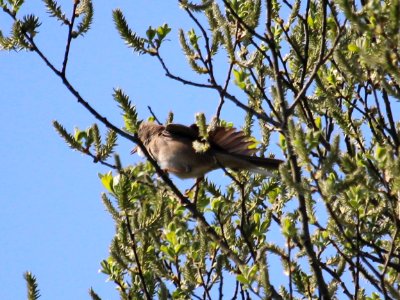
165,123,259,156
210,127,258,156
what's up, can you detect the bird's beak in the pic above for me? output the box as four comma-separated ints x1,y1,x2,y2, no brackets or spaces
131,146,138,154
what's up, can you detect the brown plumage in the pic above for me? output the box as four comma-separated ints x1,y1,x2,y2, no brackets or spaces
135,122,283,179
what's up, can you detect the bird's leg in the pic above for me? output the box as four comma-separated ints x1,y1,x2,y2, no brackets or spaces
193,177,203,206
184,177,204,206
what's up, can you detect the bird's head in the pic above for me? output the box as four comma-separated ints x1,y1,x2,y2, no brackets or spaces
131,121,163,155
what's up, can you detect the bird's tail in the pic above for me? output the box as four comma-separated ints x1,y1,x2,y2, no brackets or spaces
209,126,283,175
210,127,258,156
214,152,283,176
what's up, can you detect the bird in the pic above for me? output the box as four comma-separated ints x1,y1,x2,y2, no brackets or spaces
133,121,283,179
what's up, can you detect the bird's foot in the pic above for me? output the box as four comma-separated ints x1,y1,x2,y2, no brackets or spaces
184,177,203,205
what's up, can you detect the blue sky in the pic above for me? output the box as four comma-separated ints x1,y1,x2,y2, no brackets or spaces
0,2,271,299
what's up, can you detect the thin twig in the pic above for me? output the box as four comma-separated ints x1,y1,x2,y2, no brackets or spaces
125,215,152,299
147,106,162,124
198,268,212,300
181,3,216,84
61,1,79,75
288,238,293,300
156,52,280,127
215,22,240,121
156,53,214,89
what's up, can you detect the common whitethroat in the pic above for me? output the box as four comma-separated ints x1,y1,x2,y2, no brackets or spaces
133,121,283,179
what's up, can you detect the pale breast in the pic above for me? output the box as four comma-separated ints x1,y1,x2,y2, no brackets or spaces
151,135,216,179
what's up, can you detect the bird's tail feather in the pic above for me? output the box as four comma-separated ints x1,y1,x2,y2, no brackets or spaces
211,127,258,156
214,152,283,175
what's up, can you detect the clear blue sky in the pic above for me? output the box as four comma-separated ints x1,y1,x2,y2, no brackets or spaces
1,2,273,299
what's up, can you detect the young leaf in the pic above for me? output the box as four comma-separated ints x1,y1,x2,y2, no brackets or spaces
99,171,114,193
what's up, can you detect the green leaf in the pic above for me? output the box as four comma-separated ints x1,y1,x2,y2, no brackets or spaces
188,28,199,46
146,26,156,41
248,265,258,280
279,134,287,151
375,146,387,161
160,245,175,258
174,244,184,254
253,212,261,224
210,197,223,210
233,69,248,89
236,274,249,285
156,23,171,41
74,129,87,143
347,43,359,53
307,15,314,28
315,116,322,130
282,217,296,237
165,230,177,245
260,214,271,232
366,292,381,300
99,171,114,193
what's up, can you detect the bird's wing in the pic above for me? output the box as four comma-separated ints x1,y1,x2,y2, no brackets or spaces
210,127,258,156
165,123,258,156
164,123,199,140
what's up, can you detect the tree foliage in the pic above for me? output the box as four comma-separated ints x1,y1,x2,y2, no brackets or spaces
2,0,400,299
